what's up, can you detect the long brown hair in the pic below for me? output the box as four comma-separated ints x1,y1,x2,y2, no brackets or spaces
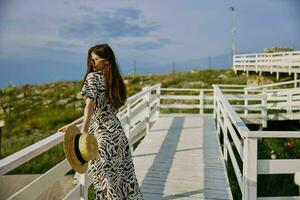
82,44,127,109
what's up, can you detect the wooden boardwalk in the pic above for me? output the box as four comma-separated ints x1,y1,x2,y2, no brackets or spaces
132,114,233,200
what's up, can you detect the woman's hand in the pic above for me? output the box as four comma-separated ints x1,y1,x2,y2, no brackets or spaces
57,124,72,133
80,128,89,135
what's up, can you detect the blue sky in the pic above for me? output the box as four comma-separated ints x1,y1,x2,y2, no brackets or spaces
0,0,299,88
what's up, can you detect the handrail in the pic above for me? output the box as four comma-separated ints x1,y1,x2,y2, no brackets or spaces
213,85,250,138
216,84,246,88
160,83,300,118
125,83,160,104
248,131,300,138
161,88,212,91
0,131,65,176
214,83,300,200
234,50,300,57
245,79,300,90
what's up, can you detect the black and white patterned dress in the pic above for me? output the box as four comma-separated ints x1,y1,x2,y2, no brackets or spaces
81,69,144,200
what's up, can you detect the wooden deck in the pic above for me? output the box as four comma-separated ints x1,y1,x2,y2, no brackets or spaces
132,114,233,200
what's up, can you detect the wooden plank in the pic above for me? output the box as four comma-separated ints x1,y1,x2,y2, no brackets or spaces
258,159,300,174
126,83,160,104
160,104,199,109
249,131,300,138
241,113,300,124
130,118,147,142
161,95,200,100
132,115,233,199
131,101,147,120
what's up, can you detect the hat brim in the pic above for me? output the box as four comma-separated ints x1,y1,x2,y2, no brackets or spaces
63,125,88,174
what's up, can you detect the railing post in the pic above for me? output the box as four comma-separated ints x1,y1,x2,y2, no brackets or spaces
223,113,229,162
156,85,161,120
213,86,220,134
78,171,89,200
244,89,248,116
199,90,204,114
216,100,221,135
213,86,217,119
144,87,151,135
287,92,292,115
233,55,237,74
126,102,133,153
243,137,257,200
294,172,300,195
288,52,292,75
255,55,258,73
261,88,267,128
270,65,273,74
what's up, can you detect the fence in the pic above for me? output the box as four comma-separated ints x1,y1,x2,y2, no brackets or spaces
160,81,300,128
1,80,299,199
233,51,300,80
214,81,300,200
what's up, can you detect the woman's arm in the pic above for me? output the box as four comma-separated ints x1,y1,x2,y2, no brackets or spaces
80,98,96,133
57,115,84,132
70,116,84,126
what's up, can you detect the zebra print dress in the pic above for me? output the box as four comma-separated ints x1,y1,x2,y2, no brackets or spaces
81,69,144,200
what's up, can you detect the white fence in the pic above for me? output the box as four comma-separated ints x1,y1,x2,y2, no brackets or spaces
233,51,300,80
0,83,161,200
214,81,300,200
160,80,300,127
243,80,300,127
1,80,299,199
159,86,257,114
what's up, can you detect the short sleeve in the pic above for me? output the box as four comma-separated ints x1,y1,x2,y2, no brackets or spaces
81,72,98,101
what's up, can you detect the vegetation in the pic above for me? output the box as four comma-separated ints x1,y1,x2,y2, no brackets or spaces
263,46,294,53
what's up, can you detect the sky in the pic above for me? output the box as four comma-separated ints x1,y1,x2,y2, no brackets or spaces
0,0,299,88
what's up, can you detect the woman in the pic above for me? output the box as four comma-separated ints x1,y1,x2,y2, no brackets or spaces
58,44,144,199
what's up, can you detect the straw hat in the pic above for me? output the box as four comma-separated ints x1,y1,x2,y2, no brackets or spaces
63,125,99,174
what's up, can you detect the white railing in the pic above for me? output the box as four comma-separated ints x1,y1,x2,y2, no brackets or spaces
160,84,300,127
160,88,213,114
0,83,161,200
233,51,300,79
1,80,299,199
160,85,250,114
243,80,300,127
214,84,300,200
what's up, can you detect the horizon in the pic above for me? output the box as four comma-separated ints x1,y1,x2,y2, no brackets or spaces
2,67,233,89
